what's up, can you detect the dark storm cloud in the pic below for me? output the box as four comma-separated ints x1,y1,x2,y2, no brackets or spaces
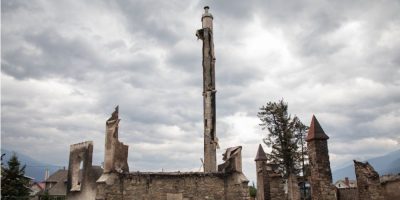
112,0,184,46
2,30,101,80
2,0,400,182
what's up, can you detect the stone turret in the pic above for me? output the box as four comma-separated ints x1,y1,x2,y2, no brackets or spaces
197,6,218,172
254,144,286,200
255,144,269,200
306,115,336,200
306,115,329,142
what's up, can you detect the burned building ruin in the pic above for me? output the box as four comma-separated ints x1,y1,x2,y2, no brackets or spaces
66,7,250,200
62,6,400,200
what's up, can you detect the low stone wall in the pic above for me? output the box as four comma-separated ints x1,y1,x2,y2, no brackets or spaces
336,188,358,200
381,178,400,200
269,174,285,200
96,172,249,200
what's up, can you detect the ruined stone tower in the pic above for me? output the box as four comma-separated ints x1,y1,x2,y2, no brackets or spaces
306,115,336,200
196,6,217,172
354,160,385,200
103,106,129,173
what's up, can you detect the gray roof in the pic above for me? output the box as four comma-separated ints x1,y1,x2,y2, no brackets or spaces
45,169,68,183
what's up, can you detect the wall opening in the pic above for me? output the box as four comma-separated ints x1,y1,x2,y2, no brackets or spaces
71,158,83,191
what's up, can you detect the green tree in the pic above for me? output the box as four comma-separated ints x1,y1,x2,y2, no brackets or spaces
257,99,308,177
249,182,257,198
1,153,31,200
40,190,51,200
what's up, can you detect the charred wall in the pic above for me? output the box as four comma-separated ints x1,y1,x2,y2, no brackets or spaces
96,172,249,200
67,141,102,200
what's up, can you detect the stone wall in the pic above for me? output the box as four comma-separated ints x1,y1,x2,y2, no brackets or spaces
336,188,358,200
104,106,129,174
95,172,249,200
307,140,337,200
381,178,400,200
269,174,286,200
255,160,267,200
67,141,102,200
354,160,384,200
287,173,300,200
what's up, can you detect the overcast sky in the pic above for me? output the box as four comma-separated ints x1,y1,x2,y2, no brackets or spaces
2,0,400,183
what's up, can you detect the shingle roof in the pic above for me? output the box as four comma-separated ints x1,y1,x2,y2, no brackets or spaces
306,115,329,142
255,144,268,161
45,166,103,196
45,169,68,183
48,180,67,196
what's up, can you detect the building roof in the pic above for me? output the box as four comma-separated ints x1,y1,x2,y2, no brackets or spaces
306,115,329,142
255,144,268,161
45,169,68,183
30,182,46,196
44,169,68,196
33,182,46,190
334,179,357,188
45,166,103,196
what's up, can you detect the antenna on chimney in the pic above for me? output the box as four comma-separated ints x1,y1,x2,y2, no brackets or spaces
44,167,50,180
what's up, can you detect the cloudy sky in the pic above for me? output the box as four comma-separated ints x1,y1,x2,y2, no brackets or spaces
2,0,400,183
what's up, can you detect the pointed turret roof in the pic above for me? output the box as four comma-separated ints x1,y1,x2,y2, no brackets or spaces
306,115,329,142
255,144,268,161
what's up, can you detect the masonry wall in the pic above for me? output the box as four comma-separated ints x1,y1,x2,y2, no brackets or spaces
96,172,249,200
255,161,268,200
269,174,286,200
354,161,384,200
336,188,358,200
381,178,400,200
67,141,102,200
287,173,300,200
307,140,336,200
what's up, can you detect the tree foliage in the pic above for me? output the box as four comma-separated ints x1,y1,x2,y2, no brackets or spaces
40,190,51,200
258,99,308,177
1,153,31,199
249,182,257,198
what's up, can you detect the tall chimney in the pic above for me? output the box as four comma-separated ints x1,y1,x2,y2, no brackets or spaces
202,6,213,30
44,168,49,180
197,6,217,172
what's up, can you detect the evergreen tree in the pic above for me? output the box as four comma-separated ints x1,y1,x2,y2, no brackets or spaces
257,99,308,177
1,153,31,200
40,190,51,200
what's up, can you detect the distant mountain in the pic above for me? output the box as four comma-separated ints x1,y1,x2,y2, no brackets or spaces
332,149,400,182
1,149,64,182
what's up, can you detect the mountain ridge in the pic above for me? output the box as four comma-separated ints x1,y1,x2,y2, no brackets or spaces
332,149,400,182
1,149,65,182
